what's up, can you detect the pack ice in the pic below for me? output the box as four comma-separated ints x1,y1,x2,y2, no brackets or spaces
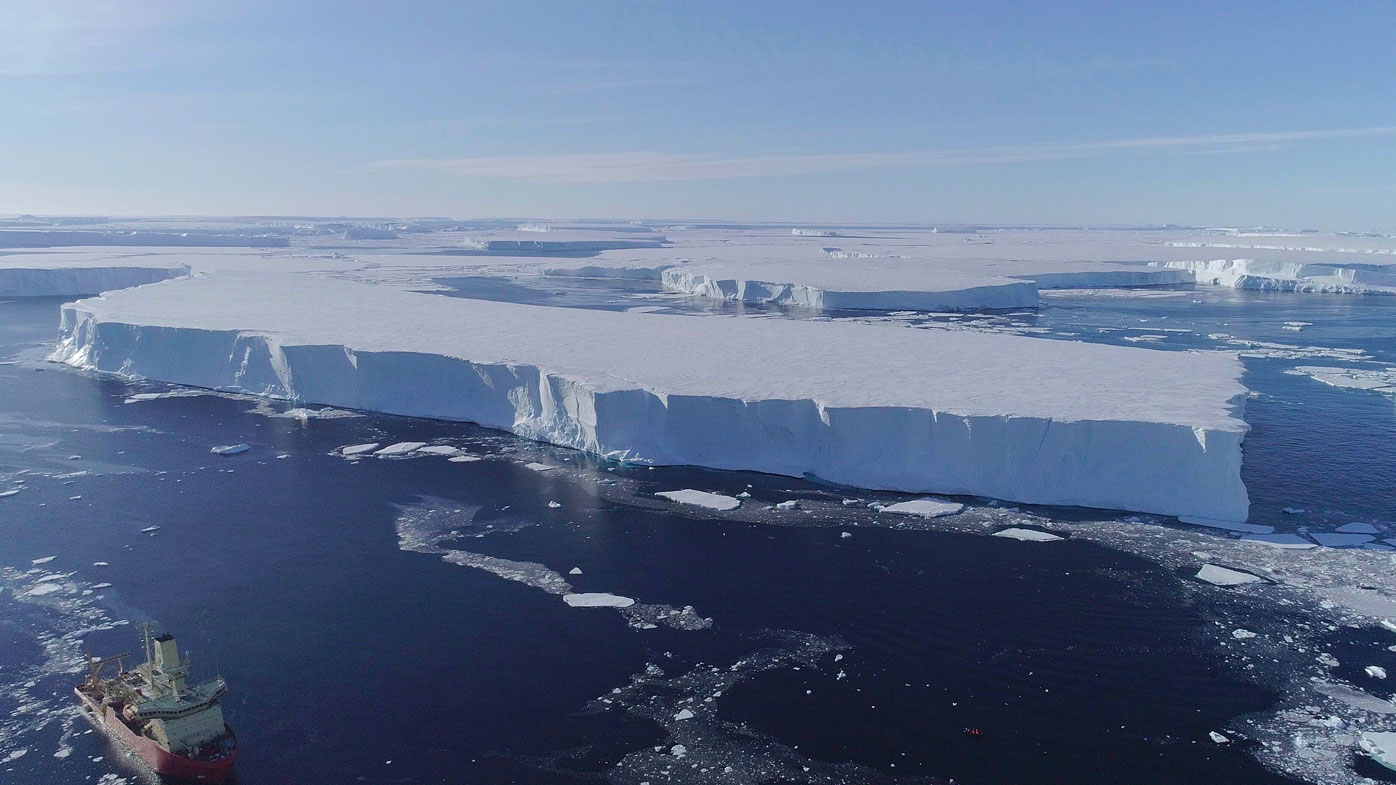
53,270,1250,521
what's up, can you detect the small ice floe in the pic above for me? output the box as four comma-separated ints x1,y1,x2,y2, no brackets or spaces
840,531,853,539
210,444,250,456
140,526,160,533
670,744,687,759
775,500,801,511
24,582,64,597
547,501,562,509
1382,619,1396,634
1122,334,1168,342
563,592,636,608
93,561,109,566
1337,522,1381,534
1240,532,1315,549
736,491,752,499
1232,629,1258,640
375,442,426,456
1287,365,1396,397
880,498,964,518
1311,532,1376,548
276,454,290,459
568,567,583,575
31,556,57,565
0,488,20,498
841,498,862,506
1281,507,1305,515
1366,666,1388,680
339,443,379,456
2,748,29,763
1196,564,1263,586
656,489,741,511
1361,731,1396,772
523,462,555,472
414,445,460,456
1281,322,1312,331
91,582,112,589
992,528,1063,542
1209,731,1230,744
1178,516,1273,534
1315,682,1396,714
447,455,482,463
674,709,695,721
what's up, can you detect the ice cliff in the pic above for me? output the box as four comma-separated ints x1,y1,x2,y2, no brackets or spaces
0,264,190,297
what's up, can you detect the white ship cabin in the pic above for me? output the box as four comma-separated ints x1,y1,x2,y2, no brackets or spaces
131,633,228,754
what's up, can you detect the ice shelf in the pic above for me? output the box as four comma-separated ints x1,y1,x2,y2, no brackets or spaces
53,271,1251,520
0,262,190,297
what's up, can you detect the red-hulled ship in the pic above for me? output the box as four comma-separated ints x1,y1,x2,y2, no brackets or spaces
76,624,237,783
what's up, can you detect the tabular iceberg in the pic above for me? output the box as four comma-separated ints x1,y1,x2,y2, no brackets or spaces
0,263,190,297
52,271,1251,521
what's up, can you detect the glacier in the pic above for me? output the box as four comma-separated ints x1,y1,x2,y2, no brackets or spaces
51,270,1251,521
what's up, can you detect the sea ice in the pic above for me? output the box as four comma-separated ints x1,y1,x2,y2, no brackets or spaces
656,489,742,511
1210,731,1230,743
1336,522,1381,535
569,567,583,575
375,442,426,456
523,462,555,472
1196,564,1264,586
1232,629,1258,640
1178,516,1274,534
1239,533,1316,549
210,444,250,455
775,500,801,511
140,526,160,533
0,488,20,497
1310,533,1376,548
992,527,1063,542
447,455,481,462
1360,731,1396,772
414,445,460,455
880,498,964,518
339,443,379,455
31,556,56,565
563,592,636,608
1366,666,1388,680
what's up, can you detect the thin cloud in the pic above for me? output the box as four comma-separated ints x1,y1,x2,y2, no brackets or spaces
368,126,1396,184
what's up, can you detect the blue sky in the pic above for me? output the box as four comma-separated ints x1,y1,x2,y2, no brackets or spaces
2,1,1394,228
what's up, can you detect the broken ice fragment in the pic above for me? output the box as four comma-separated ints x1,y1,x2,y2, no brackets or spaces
656,489,741,511
563,593,636,608
1196,564,1263,586
1209,731,1230,743
339,443,379,456
992,527,1063,542
880,498,963,518
210,443,250,456
375,441,426,456
1366,666,1388,680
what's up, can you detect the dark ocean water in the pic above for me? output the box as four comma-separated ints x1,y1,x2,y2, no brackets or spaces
2,287,1393,785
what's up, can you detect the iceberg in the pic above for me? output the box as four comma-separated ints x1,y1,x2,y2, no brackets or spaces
881,498,964,518
52,270,1252,520
1362,731,1396,772
1154,259,1396,295
657,489,742,511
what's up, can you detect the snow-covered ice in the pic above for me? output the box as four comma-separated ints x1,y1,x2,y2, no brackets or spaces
1361,732,1396,772
1287,366,1396,397
210,443,249,455
0,260,188,297
1310,533,1376,548
375,441,426,456
657,489,742,511
880,498,965,518
1196,564,1264,586
563,592,637,608
339,443,379,455
1366,666,1388,680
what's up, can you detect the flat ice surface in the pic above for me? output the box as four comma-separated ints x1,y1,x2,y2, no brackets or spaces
376,441,426,456
1196,564,1264,586
992,527,1064,542
1310,532,1376,548
881,499,965,518
54,271,1252,519
563,592,636,608
1362,732,1396,772
657,490,742,511
0,258,188,297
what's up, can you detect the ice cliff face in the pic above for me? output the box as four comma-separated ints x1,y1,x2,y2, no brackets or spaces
51,272,1252,522
1155,259,1396,295
0,264,190,297
659,266,1039,311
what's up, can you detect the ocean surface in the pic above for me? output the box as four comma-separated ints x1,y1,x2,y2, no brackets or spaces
2,286,1394,785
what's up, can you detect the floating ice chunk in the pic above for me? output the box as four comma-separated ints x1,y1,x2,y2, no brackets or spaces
2,749,29,763
31,556,56,565
1382,620,1396,634
992,527,1063,542
1210,731,1230,743
563,592,636,608
139,526,159,533
339,443,379,456
1337,522,1381,534
447,454,481,462
375,441,426,456
523,462,554,472
775,500,801,511
0,488,20,497
670,744,687,758
415,445,460,456
93,561,109,566
656,489,741,511
840,531,853,539
674,709,694,721
880,498,964,518
1197,564,1263,586
1178,516,1273,534
841,498,862,506
1367,666,1389,680
1281,507,1305,515
1315,682,1396,714
1310,532,1376,547
24,582,64,596
547,501,562,508
569,567,583,575
91,582,112,589
210,443,250,456
1361,731,1396,772
1232,629,1257,640
1240,533,1316,549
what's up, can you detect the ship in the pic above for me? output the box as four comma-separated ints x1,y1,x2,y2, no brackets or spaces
75,623,237,783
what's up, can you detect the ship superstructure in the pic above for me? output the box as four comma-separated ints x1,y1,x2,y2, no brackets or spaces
76,624,237,782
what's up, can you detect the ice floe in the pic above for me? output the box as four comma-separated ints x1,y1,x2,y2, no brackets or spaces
375,441,426,456
1361,731,1396,771
880,498,964,518
1286,366,1396,397
209,443,249,456
563,592,636,608
339,442,379,456
992,527,1063,542
1196,564,1264,586
656,489,742,511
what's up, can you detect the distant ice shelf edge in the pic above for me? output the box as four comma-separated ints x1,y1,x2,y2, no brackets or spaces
52,297,1251,523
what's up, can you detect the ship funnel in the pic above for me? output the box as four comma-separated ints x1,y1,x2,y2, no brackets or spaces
154,633,179,668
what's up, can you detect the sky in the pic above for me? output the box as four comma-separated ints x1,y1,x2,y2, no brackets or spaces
2,0,1394,229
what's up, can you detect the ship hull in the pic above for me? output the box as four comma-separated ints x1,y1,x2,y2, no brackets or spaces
76,688,237,783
